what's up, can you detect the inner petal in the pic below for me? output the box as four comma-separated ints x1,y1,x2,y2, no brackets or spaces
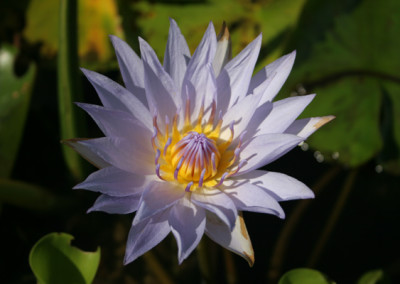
171,132,220,181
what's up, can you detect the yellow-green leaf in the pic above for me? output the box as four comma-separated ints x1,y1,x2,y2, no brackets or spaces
29,233,101,284
24,0,123,65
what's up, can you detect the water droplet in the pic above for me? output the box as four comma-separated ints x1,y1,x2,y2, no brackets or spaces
375,164,383,173
300,142,309,151
296,84,307,95
314,151,324,163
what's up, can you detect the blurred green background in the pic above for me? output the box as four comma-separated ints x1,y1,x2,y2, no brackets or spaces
0,0,399,283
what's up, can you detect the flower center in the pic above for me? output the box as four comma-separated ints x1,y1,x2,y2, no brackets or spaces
150,99,247,191
170,132,220,182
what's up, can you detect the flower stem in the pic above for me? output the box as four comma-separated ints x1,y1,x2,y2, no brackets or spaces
197,237,218,284
267,165,341,282
58,0,86,181
307,169,358,267
143,251,175,284
224,249,237,284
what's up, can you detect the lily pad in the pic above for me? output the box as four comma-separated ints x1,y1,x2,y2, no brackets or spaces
278,268,334,284
29,233,101,284
133,0,306,61
281,0,400,171
0,45,35,178
357,269,391,284
23,0,123,66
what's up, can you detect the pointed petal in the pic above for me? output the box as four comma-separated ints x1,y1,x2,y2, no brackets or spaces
221,92,262,141
222,182,285,218
88,194,141,214
164,18,191,90
63,138,110,169
81,68,152,129
182,63,217,123
74,166,154,197
233,170,314,201
191,188,237,230
285,116,335,139
186,22,217,71
124,209,171,264
169,194,206,264
182,22,217,122
240,101,273,141
256,94,316,135
237,134,303,175
213,22,231,76
249,51,296,105
205,212,254,266
217,34,262,113
139,37,178,118
74,137,154,175
133,181,185,225
76,103,152,144
109,35,148,107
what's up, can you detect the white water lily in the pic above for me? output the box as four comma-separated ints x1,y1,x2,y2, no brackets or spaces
65,19,334,265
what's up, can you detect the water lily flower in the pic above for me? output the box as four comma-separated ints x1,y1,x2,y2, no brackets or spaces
65,19,334,266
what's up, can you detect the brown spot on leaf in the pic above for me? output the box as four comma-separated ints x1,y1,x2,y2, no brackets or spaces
12,91,19,99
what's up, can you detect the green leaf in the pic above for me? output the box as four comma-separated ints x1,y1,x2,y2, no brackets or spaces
357,269,391,284
132,0,306,62
281,0,400,170
29,233,101,284
0,45,35,178
0,178,57,211
278,268,334,284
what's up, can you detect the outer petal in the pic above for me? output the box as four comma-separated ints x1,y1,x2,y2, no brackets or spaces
164,18,191,90
109,35,147,107
88,194,141,214
256,94,316,136
74,137,154,175
222,183,285,218
76,103,152,145
133,181,185,225
248,51,296,105
231,170,314,201
124,209,171,264
191,188,237,230
139,37,178,119
237,133,304,175
212,22,231,76
285,116,335,139
74,166,154,197
217,34,262,113
205,212,254,266
169,194,206,264
80,68,152,130
63,138,110,169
